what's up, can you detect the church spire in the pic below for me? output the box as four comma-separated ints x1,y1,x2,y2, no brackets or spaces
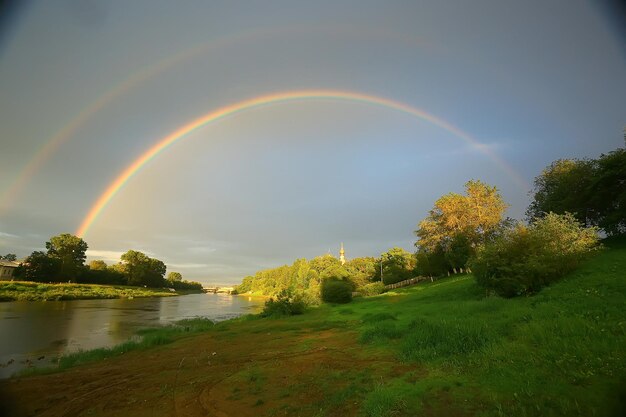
339,242,345,265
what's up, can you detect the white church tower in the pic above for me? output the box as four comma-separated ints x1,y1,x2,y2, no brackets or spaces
339,242,346,265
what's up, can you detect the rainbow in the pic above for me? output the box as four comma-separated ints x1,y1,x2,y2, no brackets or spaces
0,28,286,214
76,89,527,237
0,24,433,215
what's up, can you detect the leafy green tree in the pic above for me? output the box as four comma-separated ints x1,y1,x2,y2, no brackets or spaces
88,260,107,271
345,257,377,289
526,159,595,225
80,262,126,285
589,148,626,235
415,180,508,271
46,233,88,280
414,248,448,277
527,148,625,235
444,234,473,272
310,254,341,277
120,250,166,287
19,251,61,282
0,254,17,261
377,247,414,285
167,271,183,283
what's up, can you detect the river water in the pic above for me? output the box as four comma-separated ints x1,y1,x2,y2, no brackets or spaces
0,293,264,378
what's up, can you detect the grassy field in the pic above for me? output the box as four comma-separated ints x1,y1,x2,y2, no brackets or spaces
2,237,624,416
0,281,184,301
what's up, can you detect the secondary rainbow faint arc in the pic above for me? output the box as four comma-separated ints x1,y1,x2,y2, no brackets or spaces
76,89,526,237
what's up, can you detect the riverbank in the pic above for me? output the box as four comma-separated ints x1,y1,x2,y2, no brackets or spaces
1,239,624,416
0,281,201,302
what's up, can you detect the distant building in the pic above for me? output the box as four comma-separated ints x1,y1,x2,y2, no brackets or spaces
0,260,20,280
339,243,346,265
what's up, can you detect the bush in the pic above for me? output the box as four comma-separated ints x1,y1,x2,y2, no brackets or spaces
321,278,352,304
261,289,307,317
472,212,599,297
358,282,386,297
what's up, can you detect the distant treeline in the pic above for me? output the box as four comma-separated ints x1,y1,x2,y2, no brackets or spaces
234,247,417,299
237,143,624,300
7,235,202,291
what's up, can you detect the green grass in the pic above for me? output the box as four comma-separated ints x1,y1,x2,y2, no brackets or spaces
315,237,626,416
0,281,183,301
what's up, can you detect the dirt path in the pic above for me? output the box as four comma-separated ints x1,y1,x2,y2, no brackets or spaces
0,321,405,417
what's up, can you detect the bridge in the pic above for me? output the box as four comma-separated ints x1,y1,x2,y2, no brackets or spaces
202,286,235,294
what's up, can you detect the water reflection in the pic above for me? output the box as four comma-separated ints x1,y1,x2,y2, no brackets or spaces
0,294,263,378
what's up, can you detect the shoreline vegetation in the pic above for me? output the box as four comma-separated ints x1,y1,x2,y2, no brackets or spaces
0,281,203,302
2,238,624,416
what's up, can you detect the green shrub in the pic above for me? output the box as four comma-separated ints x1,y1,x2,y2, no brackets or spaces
321,278,352,304
358,282,386,296
261,289,307,317
361,312,396,323
472,212,599,297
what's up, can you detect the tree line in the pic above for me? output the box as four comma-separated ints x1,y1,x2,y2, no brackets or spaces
233,246,418,300
237,142,624,301
8,234,202,291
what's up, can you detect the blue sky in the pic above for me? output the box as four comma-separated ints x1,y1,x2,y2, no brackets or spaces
1,1,624,284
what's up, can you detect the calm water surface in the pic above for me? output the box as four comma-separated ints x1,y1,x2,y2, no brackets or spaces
0,293,263,378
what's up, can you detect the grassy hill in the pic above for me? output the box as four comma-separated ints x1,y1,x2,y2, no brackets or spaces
2,238,625,416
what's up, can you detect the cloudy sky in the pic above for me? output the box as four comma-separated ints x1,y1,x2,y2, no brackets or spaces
0,1,624,285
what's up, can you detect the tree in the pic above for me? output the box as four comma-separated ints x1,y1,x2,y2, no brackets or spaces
415,180,508,271
19,251,61,282
310,254,341,277
0,254,17,262
377,247,414,285
344,257,377,289
526,159,595,226
167,271,183,283
527,148,625,235
589,148,626,235
89,260,108,271
46,233,88,280
120,250,166,287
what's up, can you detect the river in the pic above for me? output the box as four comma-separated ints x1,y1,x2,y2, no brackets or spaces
0,293,264,378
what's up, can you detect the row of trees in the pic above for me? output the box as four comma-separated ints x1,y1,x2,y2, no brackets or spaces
234,246,416,300
11,234,202,291
240,142,623,301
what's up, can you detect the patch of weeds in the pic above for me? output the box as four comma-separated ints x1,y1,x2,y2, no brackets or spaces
361,382,409,417
401,318,493,361
360,322,403,344
239,366,266,395
361,312,397,323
